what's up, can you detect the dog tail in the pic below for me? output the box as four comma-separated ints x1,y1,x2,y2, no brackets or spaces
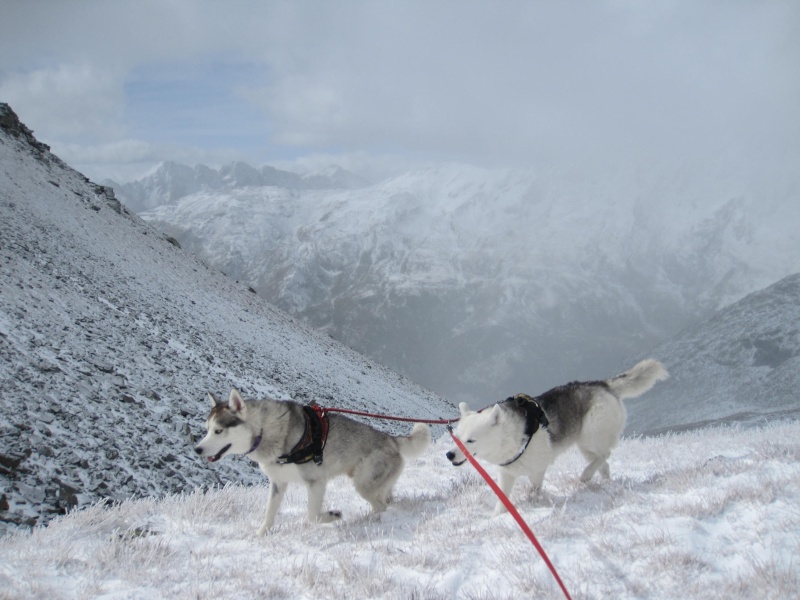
606,359,668,400
397,423,431,460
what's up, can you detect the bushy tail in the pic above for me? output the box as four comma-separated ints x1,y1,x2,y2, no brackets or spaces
397,423,431,459
607,359,668,400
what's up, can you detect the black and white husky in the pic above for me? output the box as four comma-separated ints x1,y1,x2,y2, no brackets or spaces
446,359,667,515
195,389,430,534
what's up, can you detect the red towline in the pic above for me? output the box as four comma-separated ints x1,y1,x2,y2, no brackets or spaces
321,405,572,600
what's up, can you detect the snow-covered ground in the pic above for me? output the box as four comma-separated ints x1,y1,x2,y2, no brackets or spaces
1,421,798,599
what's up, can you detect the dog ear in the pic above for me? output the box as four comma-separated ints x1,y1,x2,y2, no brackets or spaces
229,389,247,415
459,402,471,417
489,404,502,426
208,392,222,407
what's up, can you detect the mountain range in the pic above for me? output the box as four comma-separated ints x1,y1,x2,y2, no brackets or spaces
121,158,800,407
625,272,800,435
0,104,451,532
109,161,369,213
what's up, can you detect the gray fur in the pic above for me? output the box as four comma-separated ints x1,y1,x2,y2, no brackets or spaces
446,359,667,515
195,389,430,534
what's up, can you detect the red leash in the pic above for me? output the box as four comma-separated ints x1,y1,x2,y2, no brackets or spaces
323,406,459,425
448,428,573,600
323,404,572,599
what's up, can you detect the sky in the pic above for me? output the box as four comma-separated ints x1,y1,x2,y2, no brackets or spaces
1,0,798,182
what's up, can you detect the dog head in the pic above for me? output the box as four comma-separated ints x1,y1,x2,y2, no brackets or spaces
194,389,254,462
446,402,513,466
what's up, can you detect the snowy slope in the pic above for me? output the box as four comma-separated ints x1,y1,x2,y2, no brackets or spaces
135,161,800,407
1,421,798,599
0,104,452,533
625,273,800,436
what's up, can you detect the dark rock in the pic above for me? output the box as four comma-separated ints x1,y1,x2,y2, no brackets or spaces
0,452,26,470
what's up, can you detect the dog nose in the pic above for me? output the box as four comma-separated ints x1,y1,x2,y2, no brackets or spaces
445,451,455,461
194,446,203,455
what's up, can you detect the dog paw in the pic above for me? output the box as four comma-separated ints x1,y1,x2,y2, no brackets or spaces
313,510,342,524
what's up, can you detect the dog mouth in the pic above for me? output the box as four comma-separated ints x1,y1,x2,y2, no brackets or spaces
446,451,467,467
207,444,231,463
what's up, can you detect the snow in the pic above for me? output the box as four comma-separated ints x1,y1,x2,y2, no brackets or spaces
1,421,798,599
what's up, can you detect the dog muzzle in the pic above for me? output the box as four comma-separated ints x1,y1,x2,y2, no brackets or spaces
445,450,466,466
196,443,231,463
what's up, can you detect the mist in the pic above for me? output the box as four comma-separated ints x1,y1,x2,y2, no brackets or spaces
1,1,797,182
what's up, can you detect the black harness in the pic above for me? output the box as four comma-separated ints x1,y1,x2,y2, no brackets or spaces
276,405,330,466
498,393,549,467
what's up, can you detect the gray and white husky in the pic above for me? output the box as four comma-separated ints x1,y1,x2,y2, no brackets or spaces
446,359,667,515
195,389,430,534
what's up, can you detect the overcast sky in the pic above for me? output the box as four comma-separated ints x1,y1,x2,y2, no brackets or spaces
1,0,798,182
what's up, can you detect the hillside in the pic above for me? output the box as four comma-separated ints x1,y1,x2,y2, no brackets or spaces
0,104,452,533
625,272,800,435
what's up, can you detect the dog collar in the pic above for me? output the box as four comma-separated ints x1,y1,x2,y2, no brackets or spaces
499,394,548,467
245,429,263,455
276,405,329,466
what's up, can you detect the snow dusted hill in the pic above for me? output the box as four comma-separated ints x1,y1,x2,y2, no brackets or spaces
625,272,800,436
134,160,800,407
0,104,451,533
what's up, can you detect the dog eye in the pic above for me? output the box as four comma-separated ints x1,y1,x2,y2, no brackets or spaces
466,439,475,444
214,429,223,435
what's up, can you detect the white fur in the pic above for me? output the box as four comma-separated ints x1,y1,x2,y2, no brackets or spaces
446,359,667,515
196,390,431,534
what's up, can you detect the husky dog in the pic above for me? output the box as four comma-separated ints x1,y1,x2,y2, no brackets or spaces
446,359,667,515
195,389,431,534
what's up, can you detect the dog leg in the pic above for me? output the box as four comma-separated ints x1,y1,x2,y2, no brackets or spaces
258,480,286,535
306,479,341,524
493,470,517,515
528,469,546,495
353,450,402,514
580,453,610,482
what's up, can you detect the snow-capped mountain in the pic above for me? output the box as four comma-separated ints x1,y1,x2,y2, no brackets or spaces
0,104,451,532
134,160,800,407
107,161,369,213
625,272,800,436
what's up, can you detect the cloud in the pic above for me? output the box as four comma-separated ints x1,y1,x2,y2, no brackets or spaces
0,64,126,142
1,1,798,178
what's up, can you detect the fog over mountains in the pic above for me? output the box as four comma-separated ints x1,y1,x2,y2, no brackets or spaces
118,158,800,406
0,104,450,531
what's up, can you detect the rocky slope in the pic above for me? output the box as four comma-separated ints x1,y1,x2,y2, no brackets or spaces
625,272,800,435
0,104,451,533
